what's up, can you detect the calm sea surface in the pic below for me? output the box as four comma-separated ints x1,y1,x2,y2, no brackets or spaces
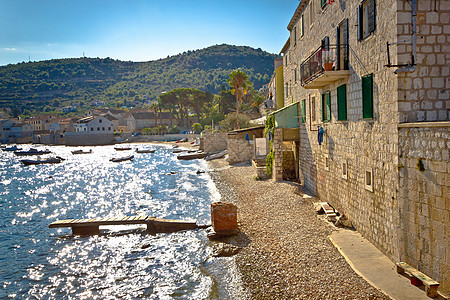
0,144,246,299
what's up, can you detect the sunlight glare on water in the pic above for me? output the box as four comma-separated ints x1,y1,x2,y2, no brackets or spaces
0,144,246,299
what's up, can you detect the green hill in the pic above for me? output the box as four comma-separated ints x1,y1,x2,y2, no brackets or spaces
0,44,278,115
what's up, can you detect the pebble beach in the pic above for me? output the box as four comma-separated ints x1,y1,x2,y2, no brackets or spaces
208,158,391,300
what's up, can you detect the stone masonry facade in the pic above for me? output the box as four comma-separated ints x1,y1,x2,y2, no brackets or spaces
398,125,449,292
227,134,254,165
282,0,449,293
397,0,450,123
200,133,228,153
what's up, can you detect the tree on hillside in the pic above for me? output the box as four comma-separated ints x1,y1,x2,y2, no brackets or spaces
188,88,213,124
227,69,249,129
159,88,213,128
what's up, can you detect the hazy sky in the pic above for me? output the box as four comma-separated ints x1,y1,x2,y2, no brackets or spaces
0,0,299,66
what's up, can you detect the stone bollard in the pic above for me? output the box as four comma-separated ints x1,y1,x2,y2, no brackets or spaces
210,202,238,236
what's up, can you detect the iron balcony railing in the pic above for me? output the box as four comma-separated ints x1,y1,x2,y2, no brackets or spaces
300,44,349,86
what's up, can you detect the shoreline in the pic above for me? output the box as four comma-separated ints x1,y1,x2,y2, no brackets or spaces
207,158,390,299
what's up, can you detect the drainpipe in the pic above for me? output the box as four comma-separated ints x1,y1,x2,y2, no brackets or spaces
394,0,417,74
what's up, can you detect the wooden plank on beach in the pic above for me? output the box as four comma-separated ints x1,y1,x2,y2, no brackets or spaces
396,262,439,298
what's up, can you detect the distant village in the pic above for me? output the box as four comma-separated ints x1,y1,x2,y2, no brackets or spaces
0,108,199,146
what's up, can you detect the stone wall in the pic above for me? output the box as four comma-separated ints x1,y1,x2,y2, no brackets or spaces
282,151,296,180
200,133,228,153
397,124,450,293
227,134,254,164
65,133,115,146
273,128,284,181
397,0,450,123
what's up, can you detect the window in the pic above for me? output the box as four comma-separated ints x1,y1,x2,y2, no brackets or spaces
91,127,94,131
294,67,297,83
97,127,100,131
342,160,348,180
299,15,304,37
325,154,330,171
301,99,306,123
99,119,102,123
321,0,327,9
102,127,105,131
311,96,316,121
365,168,373,192
293,26,297,47
309,0,314,27
337,84,347,121
321,92,331,122
108,127,111,131
286,83,289,98
362,74,374,119
357,0,376,40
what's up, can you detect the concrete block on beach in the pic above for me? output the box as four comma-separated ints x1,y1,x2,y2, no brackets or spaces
210,201,238,235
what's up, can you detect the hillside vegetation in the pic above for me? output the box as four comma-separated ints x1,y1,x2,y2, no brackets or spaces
0,44,277,116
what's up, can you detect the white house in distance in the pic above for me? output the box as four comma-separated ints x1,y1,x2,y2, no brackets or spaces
75,116,113,134
66,115,115,146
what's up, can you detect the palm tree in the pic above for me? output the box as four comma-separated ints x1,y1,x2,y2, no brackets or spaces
149,102,160,127
227,69,249,129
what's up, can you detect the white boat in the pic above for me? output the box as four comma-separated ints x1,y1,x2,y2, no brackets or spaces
205,150,227,161
110,155,134,162
2,145,21,151
21,156,64,166
72,149,92,154
135,149,155,153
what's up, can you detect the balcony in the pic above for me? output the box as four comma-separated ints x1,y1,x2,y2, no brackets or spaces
300,44,350,89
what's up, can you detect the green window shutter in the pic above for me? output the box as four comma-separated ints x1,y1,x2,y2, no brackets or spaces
326,92,331,122
321,93,326,121
321,0,327,9
301,99,306,123
337,84,347,120
362,74,374,118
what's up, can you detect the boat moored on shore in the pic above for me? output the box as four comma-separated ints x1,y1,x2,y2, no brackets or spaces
14,148,51,156
110,155,134,162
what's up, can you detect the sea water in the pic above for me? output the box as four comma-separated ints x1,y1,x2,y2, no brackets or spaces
0,144,246,299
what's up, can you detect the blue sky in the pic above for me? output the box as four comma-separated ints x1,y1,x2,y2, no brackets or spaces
0,0,298,66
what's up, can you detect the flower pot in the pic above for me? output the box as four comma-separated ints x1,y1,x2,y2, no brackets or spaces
324,62,333,71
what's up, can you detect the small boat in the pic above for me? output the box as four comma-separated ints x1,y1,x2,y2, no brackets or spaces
110,155,134,162
14,148,51,156
2,145,22,151
177,152,208,160
172,149,183,153
21,157,63,166
135,149,155,153
72,149,92,154
172,144,179,148
205,150,228,161
114,146,132,151
187,149,201,153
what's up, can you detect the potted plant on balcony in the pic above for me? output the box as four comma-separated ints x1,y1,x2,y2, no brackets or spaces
322,50,334,71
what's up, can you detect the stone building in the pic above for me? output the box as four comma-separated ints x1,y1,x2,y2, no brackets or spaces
279,0,449,293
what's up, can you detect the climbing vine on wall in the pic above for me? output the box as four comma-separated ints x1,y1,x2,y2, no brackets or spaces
265,115,275,177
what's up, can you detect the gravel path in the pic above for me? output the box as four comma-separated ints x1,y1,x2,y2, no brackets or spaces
208,159,390,300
